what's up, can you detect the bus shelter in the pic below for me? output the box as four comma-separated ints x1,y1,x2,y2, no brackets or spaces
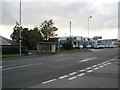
36,42,56,54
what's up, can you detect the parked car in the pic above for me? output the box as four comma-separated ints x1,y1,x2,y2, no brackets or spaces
99,45,105,48
105,45,109,48
108,44,115,48
93,45,100,49
79,45,83,49
87,45,92,49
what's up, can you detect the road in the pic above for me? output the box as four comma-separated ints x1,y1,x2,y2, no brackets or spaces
2,48,119,88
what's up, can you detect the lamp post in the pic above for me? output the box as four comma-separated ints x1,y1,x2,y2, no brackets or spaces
70,21,71,41
88,16,92,38
19,0,22,56
87,16,92,48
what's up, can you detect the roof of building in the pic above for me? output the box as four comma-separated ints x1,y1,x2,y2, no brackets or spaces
0,35,19,46
98,39,118,41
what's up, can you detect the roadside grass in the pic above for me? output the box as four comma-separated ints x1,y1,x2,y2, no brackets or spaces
57,49,80,53
1,49,80,58
1,54,24,58
28,50,38,54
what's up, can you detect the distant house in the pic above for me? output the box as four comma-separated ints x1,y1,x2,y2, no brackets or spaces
0,35,27,55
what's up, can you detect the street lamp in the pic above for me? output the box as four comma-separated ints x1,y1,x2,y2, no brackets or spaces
70,21,71,41
88,15,92,38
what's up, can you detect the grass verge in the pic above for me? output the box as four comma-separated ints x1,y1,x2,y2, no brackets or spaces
1,49,80,58
1,54,24,58
28,50,38,54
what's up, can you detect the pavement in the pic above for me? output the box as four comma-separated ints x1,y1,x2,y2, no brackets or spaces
1,48,119,89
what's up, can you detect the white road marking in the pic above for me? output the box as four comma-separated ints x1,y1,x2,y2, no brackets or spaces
92,65,97,67
68,76,77,80
69,72,77,76
97,63,102,66
99,65,104,68
105,61,109,63
86,67,92,70
109,59,113,62
107,62,111,65
58,75,68,79
93,67,98,70
87,70,93,73
102,62,106,64
79,69,85,72
3,64,17,67
79,57,96,62
2,63,42,71
0,66,2,69
103,64,108,66
42,79,56,84
34,63,42,65
77,73,86,77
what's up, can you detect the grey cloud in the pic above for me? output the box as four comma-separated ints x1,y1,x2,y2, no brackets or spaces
2,1,118,31
2,2,20,25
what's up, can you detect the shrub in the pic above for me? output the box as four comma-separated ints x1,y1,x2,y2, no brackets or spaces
62,41,73,50
2,45,28,55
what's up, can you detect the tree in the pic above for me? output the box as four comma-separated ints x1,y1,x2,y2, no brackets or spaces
11,23,30,48
40,20,58,41
21,28,30,48
10,22,23,43
28,27,43,49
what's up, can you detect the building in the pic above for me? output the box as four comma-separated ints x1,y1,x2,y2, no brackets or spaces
58,36,94,49
98,39,118,45
0,35,27,55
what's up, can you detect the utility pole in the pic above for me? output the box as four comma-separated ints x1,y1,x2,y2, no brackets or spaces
88,16,92,38
70,21,71,41
19,0,22,56
87,16,92,49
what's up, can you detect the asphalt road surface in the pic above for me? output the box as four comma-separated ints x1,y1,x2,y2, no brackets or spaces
2,48,119,88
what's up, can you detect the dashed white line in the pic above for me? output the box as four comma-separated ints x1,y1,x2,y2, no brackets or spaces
79,60,87,62
87,70,93,73
107,62,111,65
97,63,102,66
68,76,77,80
42,79,56,84
58,75,68,79
92,65,97,68
0,66,2,69
102,62,106,64
79,57,96,62
109,59,113,62
79,69,85,72
42,58,115,85
105,61,109,63
77,73,86,77
69,72,77,76
34,63,42,65
103,64,108,66
2,63,42,71
99,65,104,68
86,67,92,70
3,64,17,67
93,67,98,70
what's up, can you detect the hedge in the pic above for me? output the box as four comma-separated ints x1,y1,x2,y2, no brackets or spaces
2,45,28,55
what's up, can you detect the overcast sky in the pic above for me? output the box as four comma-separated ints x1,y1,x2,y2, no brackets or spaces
0,0,119,39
